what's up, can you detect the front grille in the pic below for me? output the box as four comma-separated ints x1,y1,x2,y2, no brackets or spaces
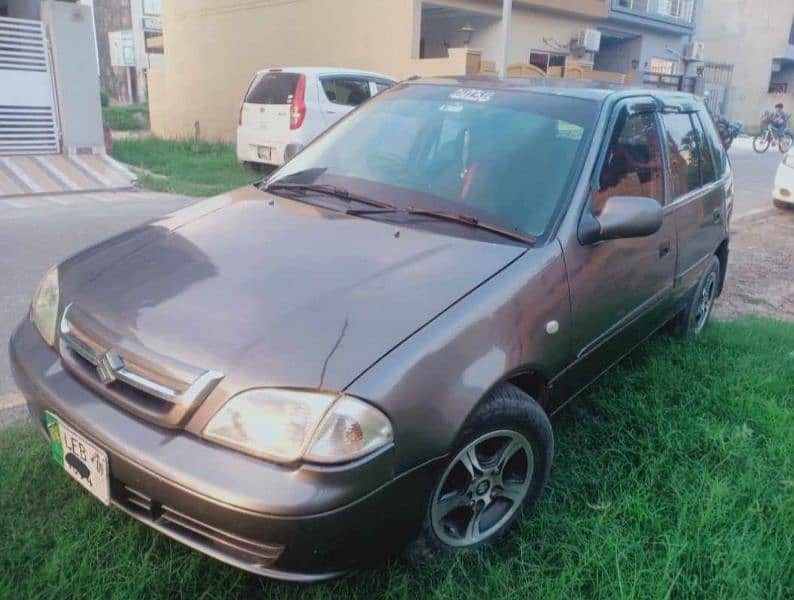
116,484,284,568
58,303,223,428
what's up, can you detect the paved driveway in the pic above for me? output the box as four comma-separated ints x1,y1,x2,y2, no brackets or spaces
0,190,197,417
728,137,782,216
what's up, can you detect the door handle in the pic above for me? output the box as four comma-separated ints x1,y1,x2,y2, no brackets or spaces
658,240,671,258
712,208,721,223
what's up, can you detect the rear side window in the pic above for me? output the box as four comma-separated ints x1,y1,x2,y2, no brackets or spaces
692,115,717,185
698,111,728,177
321,77,371,106
661,113,700,199
662,112,716,199
245,72,299,105
594,109,665,215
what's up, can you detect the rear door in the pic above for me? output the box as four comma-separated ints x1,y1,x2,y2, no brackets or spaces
318,75,372,126
660,108,727,294
239,71,299,152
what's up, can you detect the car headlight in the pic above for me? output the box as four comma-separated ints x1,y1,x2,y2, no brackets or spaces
784,153,794,169
202,389,393,464
30,266,60,347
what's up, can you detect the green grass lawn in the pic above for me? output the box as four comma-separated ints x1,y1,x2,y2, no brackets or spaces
1,318,792,599
112,137,262,197
102,104,150,132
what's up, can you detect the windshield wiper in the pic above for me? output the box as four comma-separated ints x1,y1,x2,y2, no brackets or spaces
263,182,395,210
347,206,536,245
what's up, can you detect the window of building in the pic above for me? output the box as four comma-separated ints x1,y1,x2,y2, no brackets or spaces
529,51,566,73
321,77,372,107
144,31,163,54
662,112,714,199
618,0,650,11
649,58,677,75
658,0,695,22
594,109,665,214
143,0,161,16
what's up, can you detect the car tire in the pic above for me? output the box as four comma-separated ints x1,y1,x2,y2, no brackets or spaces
774,199,793,210
406,383,553,561
673,255,721,337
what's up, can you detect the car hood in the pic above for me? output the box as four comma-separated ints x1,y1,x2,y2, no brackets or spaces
61,186,525,393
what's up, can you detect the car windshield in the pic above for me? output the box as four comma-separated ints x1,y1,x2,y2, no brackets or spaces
268,83,600,239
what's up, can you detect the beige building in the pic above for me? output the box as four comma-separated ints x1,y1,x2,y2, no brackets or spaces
699,0,794,127
148,0,610,141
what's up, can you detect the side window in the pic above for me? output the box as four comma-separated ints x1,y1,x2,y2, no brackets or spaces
372,79,393,95
661,113,700,199
692,114,717,185
698,111,727,178
321,77,372,107
593,109,665,215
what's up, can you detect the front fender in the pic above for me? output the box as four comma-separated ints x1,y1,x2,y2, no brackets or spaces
346,243,572,474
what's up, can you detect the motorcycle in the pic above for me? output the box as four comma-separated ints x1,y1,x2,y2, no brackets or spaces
714,115,743,151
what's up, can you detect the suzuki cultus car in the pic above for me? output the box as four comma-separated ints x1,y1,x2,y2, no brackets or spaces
11,78,731,581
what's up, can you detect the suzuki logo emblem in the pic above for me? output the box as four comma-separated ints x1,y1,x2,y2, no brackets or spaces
96,350,123,385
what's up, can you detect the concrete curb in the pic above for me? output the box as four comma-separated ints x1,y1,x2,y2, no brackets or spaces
0,404,27,426
0,392,24,410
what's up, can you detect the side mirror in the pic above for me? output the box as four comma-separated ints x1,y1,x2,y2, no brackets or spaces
579,195,663,245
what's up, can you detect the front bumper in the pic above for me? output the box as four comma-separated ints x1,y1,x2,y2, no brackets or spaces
9,319,441,581
773,161,794,204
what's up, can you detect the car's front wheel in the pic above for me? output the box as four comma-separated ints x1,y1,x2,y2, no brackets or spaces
407,384,553,559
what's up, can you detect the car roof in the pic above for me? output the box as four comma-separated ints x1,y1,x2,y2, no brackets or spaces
407,76,702,109
255,66,396,80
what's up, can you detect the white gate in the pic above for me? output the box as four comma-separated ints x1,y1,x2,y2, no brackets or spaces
0,16,60,156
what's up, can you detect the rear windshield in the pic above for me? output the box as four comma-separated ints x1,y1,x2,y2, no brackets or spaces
269,83,599,239
245,72,299,105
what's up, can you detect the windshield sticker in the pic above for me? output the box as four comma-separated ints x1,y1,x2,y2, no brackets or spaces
439,103,464,113
449,88,494,103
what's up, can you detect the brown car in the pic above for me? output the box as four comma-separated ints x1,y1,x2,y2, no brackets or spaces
10,78,731,581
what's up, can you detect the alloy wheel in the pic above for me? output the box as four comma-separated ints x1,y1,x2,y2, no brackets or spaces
430,430,533,547
693,271,717,334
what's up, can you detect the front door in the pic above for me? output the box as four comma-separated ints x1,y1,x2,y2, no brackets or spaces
555,99,677,400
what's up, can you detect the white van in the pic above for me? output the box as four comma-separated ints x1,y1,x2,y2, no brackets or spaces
236,67,396,167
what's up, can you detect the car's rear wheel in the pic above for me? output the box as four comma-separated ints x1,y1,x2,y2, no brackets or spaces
673,255,721,337
407,383,553,560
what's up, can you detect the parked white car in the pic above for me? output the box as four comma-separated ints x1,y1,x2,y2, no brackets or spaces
773,148,794,209
236,67,396,168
